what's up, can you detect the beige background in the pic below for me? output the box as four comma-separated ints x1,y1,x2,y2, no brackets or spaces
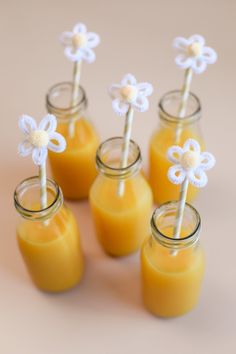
0,0,235,353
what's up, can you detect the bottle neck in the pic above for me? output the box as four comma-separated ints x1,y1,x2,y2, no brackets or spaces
151,202,201,250
96,137,142,179
158,90,201,127
46,82,88,122
14,177,63,221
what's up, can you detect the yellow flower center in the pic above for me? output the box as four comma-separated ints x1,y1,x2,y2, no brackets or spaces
188,42,202,57
181,151,199,170
72,33,87,48
120,85,138,102
29,130,49,148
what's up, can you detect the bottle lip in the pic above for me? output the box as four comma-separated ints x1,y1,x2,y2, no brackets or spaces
158,90,201,124
46,81,88,119
96,137,142,179
14,176,63,221
151,201,201,249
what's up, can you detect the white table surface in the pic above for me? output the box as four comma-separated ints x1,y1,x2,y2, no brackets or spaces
0,0,236,353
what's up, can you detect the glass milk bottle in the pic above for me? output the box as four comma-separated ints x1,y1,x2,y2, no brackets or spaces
149,90,204,204
141,201,205,317
46,82,99,200
89,137,153,257
14,176,84,292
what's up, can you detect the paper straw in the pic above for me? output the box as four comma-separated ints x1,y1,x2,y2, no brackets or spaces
39,163,47,210
69,60,82,138
167,137,216,256
175,68,193,143
171,178,189,256
18,114,67,227
109,74,152,197
117,107,134,197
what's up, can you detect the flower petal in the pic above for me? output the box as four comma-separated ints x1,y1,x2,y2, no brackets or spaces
19,115,37,135
60,31,73,46
18,140,33,157
112,98,129,116
167,146,183,164
32,147,47,166
137,82,153,97
80,47,96,63
173,36,189,50
132,95,149,112
202,46,217,64
175,54,194,69
199,152,216,171
73,23,87,34
86,32,100,48
168,165,186,185
64,47,82,62
183,139,201,154
39,114,57,133
189,34,205,46
48,132,66,153
109,84,122,99
191,57,207,74
188,168,208,188
121,73,137,86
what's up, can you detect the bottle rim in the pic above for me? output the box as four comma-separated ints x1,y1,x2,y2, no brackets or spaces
151,201,201,249
96,137,142,179
158,90,201,124
14,176,63,221
46,81,88,119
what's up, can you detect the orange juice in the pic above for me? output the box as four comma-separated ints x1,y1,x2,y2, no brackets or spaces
141,202,204,317
90,174,153,256
14,177,84,292
49,118,99,199
89,137,153,257
148,90,204,205
149,127,204,204
46,82,99,200
17,207,83,292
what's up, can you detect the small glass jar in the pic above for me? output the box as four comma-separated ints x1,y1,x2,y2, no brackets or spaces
89,137,153,257
149,90,204,204
14,176,84,292
141,201,205,317
46,82,99,200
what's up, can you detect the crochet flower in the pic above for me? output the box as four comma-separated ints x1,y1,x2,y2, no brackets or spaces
109,73,153,116
60,22,100,63
18,114,66,166
167,139,215,188
173,34,217,74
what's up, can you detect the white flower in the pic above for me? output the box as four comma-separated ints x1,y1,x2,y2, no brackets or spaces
60,22,100,63
109,73,153,116
18,114,66,166
167,139,215,188
173,34,217,74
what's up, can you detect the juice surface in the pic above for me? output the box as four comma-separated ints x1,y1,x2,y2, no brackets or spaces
17,207,84,292
49,118,99,200
141,227,205,317
149,128,204,204
89,174,153,257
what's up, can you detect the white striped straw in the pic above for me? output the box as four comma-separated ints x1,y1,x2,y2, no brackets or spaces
117,107,134,197
175,68,193,143
69,60,82,138
171,178,189,256
39,163,47,210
